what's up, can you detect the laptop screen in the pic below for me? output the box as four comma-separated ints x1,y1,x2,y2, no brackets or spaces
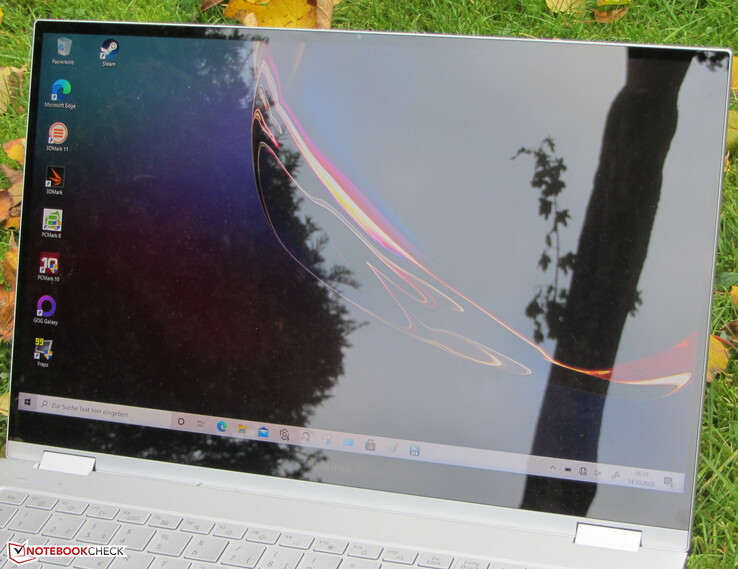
11,21,731,532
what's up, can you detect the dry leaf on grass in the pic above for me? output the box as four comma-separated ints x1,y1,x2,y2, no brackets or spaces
2,137,25,165
707,335,731,382
0,65,27,114
545,0,586,13
594,6,628,23
224,0,340,28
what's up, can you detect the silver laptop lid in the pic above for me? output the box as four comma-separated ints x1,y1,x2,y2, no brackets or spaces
10,21,732,536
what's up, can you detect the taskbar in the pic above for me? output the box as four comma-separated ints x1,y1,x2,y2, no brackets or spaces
17,392,685,494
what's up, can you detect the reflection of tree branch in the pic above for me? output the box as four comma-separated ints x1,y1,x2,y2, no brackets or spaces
514,138,576,344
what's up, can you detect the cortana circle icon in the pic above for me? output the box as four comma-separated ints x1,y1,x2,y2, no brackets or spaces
216,421,227,432
36,295,56,317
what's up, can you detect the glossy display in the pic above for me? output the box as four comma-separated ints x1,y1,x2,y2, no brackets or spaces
11,22,731,531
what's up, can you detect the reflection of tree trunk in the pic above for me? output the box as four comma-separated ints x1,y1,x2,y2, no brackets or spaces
521,48,692,515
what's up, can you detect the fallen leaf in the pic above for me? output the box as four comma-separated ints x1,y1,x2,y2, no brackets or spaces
316,0,335,28
3,216,19,230
722,319,738,350
0,65,26,114
0,392,9,417
200,0,227,9
545,0,586,13
732,56,737,100
594,6,628,23
2,137,25,165
2,234,18,290
0,7,3,26
1,164,22,205
0,191,12,224
224,0,319,28
597,0,631,4
727,109,738,158
731,285,738,309
707,334,730,382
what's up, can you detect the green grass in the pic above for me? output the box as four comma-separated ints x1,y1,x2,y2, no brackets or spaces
1,0,737,566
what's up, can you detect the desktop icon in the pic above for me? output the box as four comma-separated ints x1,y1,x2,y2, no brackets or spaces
51,79,71,102
57,37,72,56
48,122,68,144
34,338,53,361
36,295,56,317
258,427,269,438
216,421,227,432
40,252,60,275
46,166,65,188
100,39,119,60
42,209,63,232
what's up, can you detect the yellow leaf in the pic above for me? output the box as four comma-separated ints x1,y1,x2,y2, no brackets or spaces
0,392,9,417
225,0,318,28
707,335,730,382
0,7,3,26
728,110,738,158
731,286,738,309
732,56,737,100
597,0,631,4
594,6,628,22
2,233,17,289
3,216,19,230
2,137,25,165
545,0,586,13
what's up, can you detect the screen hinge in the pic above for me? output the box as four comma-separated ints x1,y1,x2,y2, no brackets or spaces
574,523,642,552
39,451,96,476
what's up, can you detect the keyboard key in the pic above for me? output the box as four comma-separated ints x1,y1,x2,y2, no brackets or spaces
110,551,154,569
0,489,28,506
342,559,380,569
213,523,247,540
149,514,182,530
73,556,113,569
183,536,228,563
87,504,119,521
382,548,417,565
182,519,214,535
246,528,280,545
27,495,59,510
116,525,156,551
8,509,51,534
453,560,489,569
0,505,16,527
297,553,341,569
313,539,348,555
147,531,192,557
149,559,191,569
222,542,266,568
257,548,303,569
118,510,151,525
418,553,454,569
42,513,86,539
348,544,382,560
56,499,89,515
78,519,120,545
279,533,313,550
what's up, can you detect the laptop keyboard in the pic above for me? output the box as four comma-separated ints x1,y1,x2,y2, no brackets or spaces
0,489,529,569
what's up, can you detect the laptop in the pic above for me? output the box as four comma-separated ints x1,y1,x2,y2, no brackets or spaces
2,20,732,569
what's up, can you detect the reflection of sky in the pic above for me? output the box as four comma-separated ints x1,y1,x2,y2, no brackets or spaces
260,38,723,513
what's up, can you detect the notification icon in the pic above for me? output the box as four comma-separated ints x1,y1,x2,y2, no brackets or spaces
48,122,68,144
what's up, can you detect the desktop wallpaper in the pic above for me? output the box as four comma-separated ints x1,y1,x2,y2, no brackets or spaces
10,24,731,531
